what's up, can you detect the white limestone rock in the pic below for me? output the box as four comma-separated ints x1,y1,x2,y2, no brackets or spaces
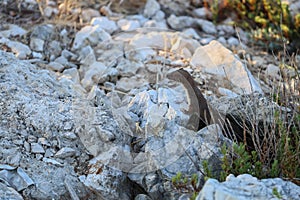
143,0,160,18
72,25,111,50
30,38,44,52
196,174,300,200
117,19,141,31
191,40,262,94
90,17,118,34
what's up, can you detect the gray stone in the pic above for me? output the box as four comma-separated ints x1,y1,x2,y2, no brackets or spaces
0,182,24,200
197,19,217,34
117,19,141,31
143,0,160,18
227,36,240,46
81,61,108,90
265,64,280,78
167,14,197,30
31,143,45,154
30,37,44,52
135,194,152,200
193,7,212,19
81,8,100,22
0,38,31,59
62,68,81,85
72,25,111,50
90,17,118,34
217,36,227,45
55,147,76,158
0,24,27,38
196,174,300,200
183,28,201,40
0,167,34,191
47,61,65,72
190,40,262,94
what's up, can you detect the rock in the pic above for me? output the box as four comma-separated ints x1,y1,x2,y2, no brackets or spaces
196,19,217,34
30,37,44,52
217,36,227,45
217,24,235,36
0,51,95,199
0,24,27,38
143,20,168,29
116,76,147,92
55,147,76,158
190,40,262,94
117,19,141,31
90,17,118,34
47,61,65,72
81,61,108,90
62,68,81,85
43,158,63,167
30,24,55,41
152,10,165,21
72,25,111,50
200,37,215,45
167,14,197,30
182,28,201,40
0,166,34,191
31,143,45,154
227,36,240,46
81,8,100,22
143,0,160,18
265,64,280,78
0,182,24,200
135,194,152,200
48,40,62,60
193,7,212,19
196,174,300,200
0,38,31,59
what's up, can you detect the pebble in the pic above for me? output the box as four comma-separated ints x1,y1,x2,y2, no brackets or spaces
31,143,45,154
47,61,65,72
55,147,76,158
265,64,280,78
61,132,77,140
43,158,64,167
81,8,100,22
0,24,27,38
143,0,160,18
193,7,212,19
90,17,118,34
227,36,240,46
197,19,217,34
117,19,141,31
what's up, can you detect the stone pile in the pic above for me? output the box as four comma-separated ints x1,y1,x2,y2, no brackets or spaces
0,0,299,199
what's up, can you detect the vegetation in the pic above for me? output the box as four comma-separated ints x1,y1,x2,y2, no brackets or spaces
204,0,300,51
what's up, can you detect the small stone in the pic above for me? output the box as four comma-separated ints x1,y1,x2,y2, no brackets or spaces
24,141,30,152
48,40,62,59
64,121,73,131
193,7,211,19
81,8,100,22
61,132,77,140
47,61,64,72
227,36,240,46
35,154,43,160
44,149,54,157
152,10,165,21
0,24,27,38
38,138,50,146
217,36,227,45
183,28,201,40
32,52,43,59
117,19,141,31
197,19,217,34
27,135,37,143
62,68,81,85
55,147,76,158
90,17,118,34
31,143,45,154
143,0,160,18
54,56,68,66
265,64,280,78
43,158,63,167
200,37,215,45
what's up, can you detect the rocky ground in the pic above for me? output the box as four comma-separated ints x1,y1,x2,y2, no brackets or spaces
0,0,299,200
